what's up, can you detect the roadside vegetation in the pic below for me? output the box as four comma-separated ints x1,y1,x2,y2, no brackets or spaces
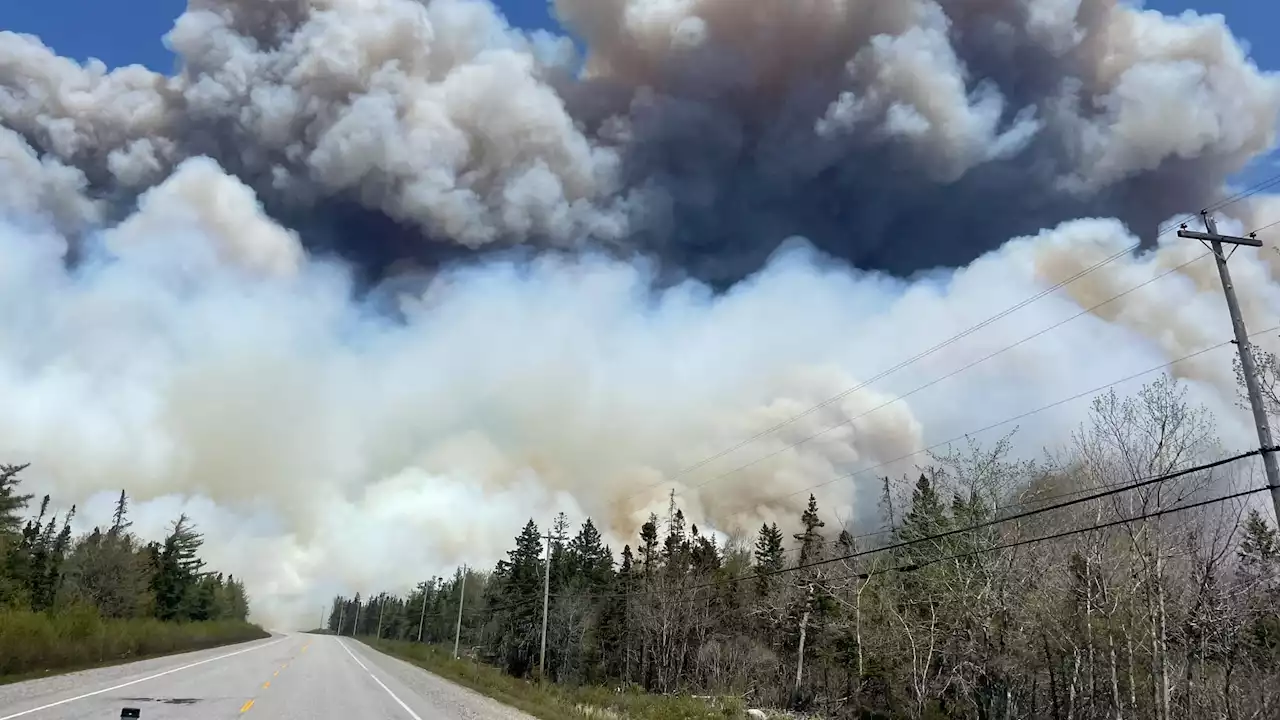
362,638,745,720
0,464,266,680
332,374,1280,719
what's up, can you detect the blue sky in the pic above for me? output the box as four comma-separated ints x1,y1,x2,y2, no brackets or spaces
1,0,1276,178
1,1,1273,76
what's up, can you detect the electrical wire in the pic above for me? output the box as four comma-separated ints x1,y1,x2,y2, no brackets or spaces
339,459,1270,615
680,252,1215,497
622,169,1280,504
555,448,1267,602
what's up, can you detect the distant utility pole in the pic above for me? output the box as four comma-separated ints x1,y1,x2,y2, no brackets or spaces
453,566,467,659
539,529,564,679
353,598,362,637
1179,211,1280,522
375,593,386,640
417,582,428,643
337,603,346,636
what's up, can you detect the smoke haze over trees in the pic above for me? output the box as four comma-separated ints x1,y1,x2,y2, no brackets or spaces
331,376,1280,718
0,465,250,623
3,0,1280,630
0,464,263,676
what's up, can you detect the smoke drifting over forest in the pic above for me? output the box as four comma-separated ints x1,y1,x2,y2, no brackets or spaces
2,0,1280,627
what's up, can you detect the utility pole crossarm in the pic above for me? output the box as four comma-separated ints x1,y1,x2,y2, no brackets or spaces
1176,228,1262,247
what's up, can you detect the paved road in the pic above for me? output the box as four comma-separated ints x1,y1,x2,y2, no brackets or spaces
0,634,535,720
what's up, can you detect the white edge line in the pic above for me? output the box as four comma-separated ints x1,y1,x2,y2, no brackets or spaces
338,639,424,720
0,637,286,720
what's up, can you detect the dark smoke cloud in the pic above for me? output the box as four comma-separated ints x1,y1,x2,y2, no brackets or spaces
3,0,1280,627
2,0,1275,285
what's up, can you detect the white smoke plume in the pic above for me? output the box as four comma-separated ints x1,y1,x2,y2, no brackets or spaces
2,0,1280,627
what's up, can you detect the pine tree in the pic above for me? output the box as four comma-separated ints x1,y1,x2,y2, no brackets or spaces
151,514,207,621
31,505,75,611
109,490,132,538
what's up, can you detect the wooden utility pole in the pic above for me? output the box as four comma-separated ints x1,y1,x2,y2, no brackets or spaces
416,582,429,642
1179,211,1280,521
375,593,386,640
453,566,467,659
539,529,564,679
337,602,346,636
353,597,362,636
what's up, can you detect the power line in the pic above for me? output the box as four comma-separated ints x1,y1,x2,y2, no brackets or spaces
855,485,1269,581
1251,217,1280,236
739,322,1280,559
680,251,1214,498
685,485,1269,608
780,324,1280,503
623,244,1138,501
346,460,1268,617
377,482,1270,618
554,468,1268,611
558,448,1266,602
622,171,1280,505
773,466,1235,559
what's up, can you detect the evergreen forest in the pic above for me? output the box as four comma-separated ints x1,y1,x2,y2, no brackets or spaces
329,376,1280,719
0,464,265,677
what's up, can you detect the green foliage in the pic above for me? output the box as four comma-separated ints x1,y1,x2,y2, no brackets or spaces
363,638,746,720
319,378,1280,719
0,463,261,678
0,606,267,680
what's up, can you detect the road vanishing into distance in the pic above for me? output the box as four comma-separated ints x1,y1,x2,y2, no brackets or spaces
0,634,534,720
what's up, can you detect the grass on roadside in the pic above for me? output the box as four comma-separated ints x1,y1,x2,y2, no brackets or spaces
360,637,747,720
0,606,269,683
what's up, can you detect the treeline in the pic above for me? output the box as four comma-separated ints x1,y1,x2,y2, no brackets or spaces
0,463,265,677
332,376,1280,719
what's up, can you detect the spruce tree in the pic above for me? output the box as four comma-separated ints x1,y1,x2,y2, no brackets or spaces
568,518,614,589
487,519,545,676
896,473,952,567
794,494,826,567
0,463,32,538
754,522,785,597
638,514,660,579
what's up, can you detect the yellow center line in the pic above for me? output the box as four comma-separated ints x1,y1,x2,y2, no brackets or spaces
273,670,279,677
240,699,255,713
262,681,270,689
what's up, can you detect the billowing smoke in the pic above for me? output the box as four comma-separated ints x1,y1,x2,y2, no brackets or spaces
2,0,1280,627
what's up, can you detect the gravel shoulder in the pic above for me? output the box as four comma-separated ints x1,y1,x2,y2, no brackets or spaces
348,639,537,720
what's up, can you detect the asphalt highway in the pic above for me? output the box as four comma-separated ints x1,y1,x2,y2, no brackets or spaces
0,634,535,720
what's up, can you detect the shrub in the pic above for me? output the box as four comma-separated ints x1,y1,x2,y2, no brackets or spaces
0,606,268,679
